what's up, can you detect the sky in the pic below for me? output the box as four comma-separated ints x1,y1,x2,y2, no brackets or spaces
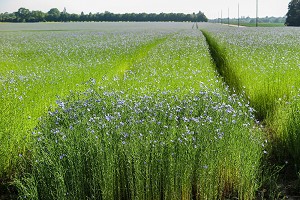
0,0,291,19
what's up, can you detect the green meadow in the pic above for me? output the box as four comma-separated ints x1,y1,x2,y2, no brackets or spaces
201,24,300,197
0,22,299,199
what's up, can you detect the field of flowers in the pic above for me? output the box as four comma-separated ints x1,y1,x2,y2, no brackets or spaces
201,24,300,186
0,23,264,199
0,23,172,176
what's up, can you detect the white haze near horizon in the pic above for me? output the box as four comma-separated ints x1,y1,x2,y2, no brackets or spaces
0,0,290,19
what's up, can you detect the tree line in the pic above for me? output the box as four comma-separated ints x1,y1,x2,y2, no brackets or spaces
209,16,286,24
0,8,208,23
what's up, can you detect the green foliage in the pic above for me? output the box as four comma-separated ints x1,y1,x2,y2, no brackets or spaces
209,16,287,26
286,0,300,26
242,23,285,27
17,87,263,199
46,8,61,22
0,24,264,199
0,8,208,23
201,24,300,192
201,25,300,121
273,96,300,175
0,25,173,177
15,8,30,22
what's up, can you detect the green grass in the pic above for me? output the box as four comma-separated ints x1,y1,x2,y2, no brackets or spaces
0,25,172,177
0,23,264,199
200,24,300,186
253,23,285,27
17,89,263,199
228,22,285,27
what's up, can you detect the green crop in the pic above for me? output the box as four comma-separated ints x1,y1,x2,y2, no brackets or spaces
201,24,300,182
0,23,264,199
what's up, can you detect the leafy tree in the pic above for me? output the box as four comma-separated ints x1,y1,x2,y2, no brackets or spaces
1,7,208,23
0,12,16,22
29,10,46,22
80,12,86,21
46,8,61,21
69,13,80,21
286,0,300,26
60,7,68,22
196,11,208,22
88,12,94,21
15,7,30,22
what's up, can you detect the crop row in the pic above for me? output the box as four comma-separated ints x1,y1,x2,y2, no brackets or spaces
0,28,170,178
201,24,300,183
0,26,265,199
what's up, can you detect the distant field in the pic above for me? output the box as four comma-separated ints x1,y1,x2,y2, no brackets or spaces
218,22,285,27
0,22,194,31
240,23,285,27
1,22,299,199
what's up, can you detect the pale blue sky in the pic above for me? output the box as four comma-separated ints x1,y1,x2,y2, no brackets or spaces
0,0,290,19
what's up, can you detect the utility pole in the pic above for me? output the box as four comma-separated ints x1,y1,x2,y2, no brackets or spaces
221,10,223,24
256,0,258,27
228,8,230,25
238,3,240,27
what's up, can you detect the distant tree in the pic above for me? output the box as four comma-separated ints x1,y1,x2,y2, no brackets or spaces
69,13,80,21
1,8,208,23
47,8,61,21
273,18,280,23
88,12,94,21
60,7,68,22
286,0,300,26
79,12,86,21
29,10,46,22
196,11,208,22
15,7,30,22
0,12,16,22
249,18,257,23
